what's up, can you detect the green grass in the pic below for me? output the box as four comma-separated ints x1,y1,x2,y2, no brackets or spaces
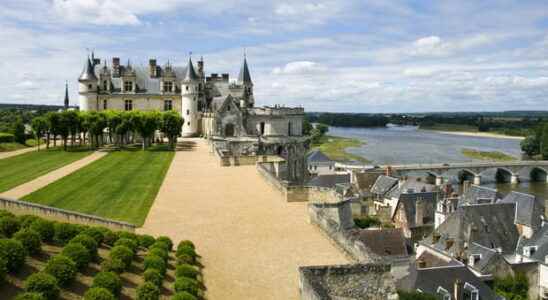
311,135,369,163
23,149,175,226
0,139,42,152
0,148,92,193
461,148,517,161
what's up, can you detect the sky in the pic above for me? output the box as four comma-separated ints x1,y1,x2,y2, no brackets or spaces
1,0,547,113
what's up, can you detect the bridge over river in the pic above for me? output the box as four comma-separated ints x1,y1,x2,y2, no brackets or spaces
336,161,548,185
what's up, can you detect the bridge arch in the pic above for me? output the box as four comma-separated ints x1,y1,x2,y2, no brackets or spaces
495,167,514,183
458,169,479,183
530,167,548,182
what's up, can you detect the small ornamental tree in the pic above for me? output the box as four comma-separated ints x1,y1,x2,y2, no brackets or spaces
14,292,47,300
116,231,138,241
176,245,198,261
29,219,55,242
70,234,98,260
143,255,166,276
109,245,134,269
83,287,116,300
143,269,163,287
171,292,198,300
61,242,91,270
24,272,60,300
0,238,27,272
114,238,138,252
14,229,42,255
92,271,122,297
173,277,200,296
0,215,21,237
156,236,173,251
53,222,81,245
136,281,161,300
100,228,118,246
100,258,126,274
44,255,77,286
175,264,199,280
177,240,195,251
31,117,48,151
148,248,168,262
13,117,26,145
521,135,540,157
138,234,155,249
161,111,183,149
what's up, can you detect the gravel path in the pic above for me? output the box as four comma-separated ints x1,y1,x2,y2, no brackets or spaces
0,151,107,199
139,139,348,299
0,146,39,160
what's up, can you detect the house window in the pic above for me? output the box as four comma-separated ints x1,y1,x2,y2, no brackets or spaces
164,81,173,92
469,254,481,266
463,283,479,300
103,100,107,110
164,100,173,111
436,287,451,300
524,246,538,257
260,122,265,135
124,81,133,92
124,100,133,111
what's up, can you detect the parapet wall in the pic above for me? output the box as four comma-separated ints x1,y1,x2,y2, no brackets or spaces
0,197,135,232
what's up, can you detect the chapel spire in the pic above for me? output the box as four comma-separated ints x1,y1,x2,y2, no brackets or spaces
64,81,69,109
238,53,252,84
183,55,199,82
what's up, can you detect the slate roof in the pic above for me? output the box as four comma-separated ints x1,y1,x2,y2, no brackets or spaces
460,185,500,205
410,265,499,300
307,150,332,164
427,203,520,255
370,175,398,196
306,174,350,189
499,191,544,229
396,192,438,226
183,57,199,81
79,58,98,81
467,242,500,273
238,57,252,84
386,178,435,200
516,224,548,261
347,228,408,257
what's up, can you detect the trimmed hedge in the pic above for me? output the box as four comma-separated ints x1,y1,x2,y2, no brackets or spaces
176,253,195,266
61,242,90,270
83,287,116,300
44,255,77,286
14,292,47,300
109,245,134,269
14,229,42,255
24,272,60,300
177,240,195,251
70,234,98,260
29,219,55,242
101,228,118,246
92,271,122,297
18,215,41,229
143,255,166,275
82,227,105,245
175,264,199,280
0,216,21,237
171,292,198,300
138,234,155,249
0,132,15,143
137,281,161,300
114,238,138,252
155,236,173,251
100,258,126,274
0,238,27,272
53,222,81,245
143,268,163,287
173,277,200,296
148,247,168,261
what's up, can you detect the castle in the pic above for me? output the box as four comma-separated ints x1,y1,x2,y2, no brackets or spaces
78,53,308,182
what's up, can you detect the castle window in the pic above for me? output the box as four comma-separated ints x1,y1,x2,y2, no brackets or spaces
187,122,190,126
103,100,107,110
88,84,92,89
164,100,173,111
288,122,292,136
103,81,108,91
186,110,189,115
124,100,133,111
164,81,173,92
185,85,189,91
124,81,133,92
260,122,265,135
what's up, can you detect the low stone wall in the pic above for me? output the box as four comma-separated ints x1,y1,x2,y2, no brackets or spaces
0,197,135,232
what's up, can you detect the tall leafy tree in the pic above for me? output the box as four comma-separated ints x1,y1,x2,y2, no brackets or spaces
31,117,48,151
520,135,540,157
46,112,62,148
161,111,183,149
542,123,548,160
12,117,26,144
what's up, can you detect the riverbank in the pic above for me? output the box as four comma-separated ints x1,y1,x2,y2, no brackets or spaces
426,130,525,140
311,135,369,163
461,148,517,161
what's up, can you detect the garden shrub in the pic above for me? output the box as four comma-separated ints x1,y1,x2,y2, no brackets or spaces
137,281,161,300
114,238,138,252
100,258,126,274
0,210,15,218
82,227,105,244
0,132,14,143
24,272,60,300
61,242,90,270
18,215,41,229
0,256,7,283
171,292,198,300
138,234,155,249
109,245,134,269
14,229,42,255
29,219,55,242
116,231,138,242
70,234,98,260
83,287,116,300
101,228,118,246
0,215,21,237
148,247,168,261
176,253,195,265
44,255,77,286
14,292,47,300
175,264,199,280
53,222,81,245
143,268,163,287
177,240,195,251
144,255,166,275
156,236,173,251
176,245,198,260
92,271,122,297
0,238,27,272
173,277,200,296
354,216,382,229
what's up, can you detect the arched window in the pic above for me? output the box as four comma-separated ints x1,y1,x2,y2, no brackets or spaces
225,124,235,137
260,122,265,135
288,122,292,136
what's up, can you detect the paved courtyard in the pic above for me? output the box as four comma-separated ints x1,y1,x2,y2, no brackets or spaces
139,139,348,299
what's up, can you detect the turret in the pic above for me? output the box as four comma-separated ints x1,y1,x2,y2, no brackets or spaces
238,54,254,108
181,56,200,137
64,81,69,109
78,56,98,111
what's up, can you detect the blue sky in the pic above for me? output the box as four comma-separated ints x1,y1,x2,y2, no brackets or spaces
1,0,547,112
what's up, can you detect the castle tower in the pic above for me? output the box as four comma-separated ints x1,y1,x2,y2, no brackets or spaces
181,56,200,137
238,54,254,108
78,56,98,111
64,81,69,109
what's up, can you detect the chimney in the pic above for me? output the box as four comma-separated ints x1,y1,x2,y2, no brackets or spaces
415,197,425,226
149,59,157,77
112,57,121,77
222,73,229,82
197,57,204,78
454,279,463,300
385,166,393,176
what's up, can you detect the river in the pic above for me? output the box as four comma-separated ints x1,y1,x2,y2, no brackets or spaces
329,126,548,200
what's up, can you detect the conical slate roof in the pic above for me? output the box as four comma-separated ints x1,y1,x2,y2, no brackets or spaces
183,57,199,81
238,56,252,84
64,82,69,108
78,57,98,82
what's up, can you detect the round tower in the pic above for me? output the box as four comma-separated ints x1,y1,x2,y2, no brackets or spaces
78,57,98,111
181,56,200,137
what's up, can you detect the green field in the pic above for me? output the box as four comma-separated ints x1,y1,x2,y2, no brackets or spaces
23,149,175,226
311,135,369,163
461,148,517,161
0,148,92,193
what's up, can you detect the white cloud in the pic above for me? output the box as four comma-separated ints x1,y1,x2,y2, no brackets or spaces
272,61,327,75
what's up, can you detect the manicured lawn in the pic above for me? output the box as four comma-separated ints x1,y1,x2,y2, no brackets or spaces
461,148,517,161
23,149,175,226
0,148,92,193
311,135,369,163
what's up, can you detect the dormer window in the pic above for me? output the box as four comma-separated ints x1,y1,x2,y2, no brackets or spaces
463,283,479,300
436,287,451,300
164,81,173,92
469,254,481,267
124,81,133,92
524,246,537,257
